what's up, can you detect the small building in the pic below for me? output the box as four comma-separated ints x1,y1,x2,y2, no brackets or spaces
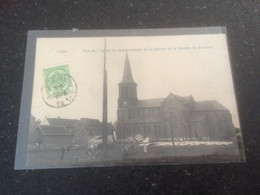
74,118,103,136
38,125,73,148
42,117,116,147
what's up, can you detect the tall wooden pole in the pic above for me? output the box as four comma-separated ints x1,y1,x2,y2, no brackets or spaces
102,38,108,156
170,112,176,157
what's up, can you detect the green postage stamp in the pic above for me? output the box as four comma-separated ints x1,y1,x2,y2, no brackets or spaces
41,64,77,108
43,64,74,98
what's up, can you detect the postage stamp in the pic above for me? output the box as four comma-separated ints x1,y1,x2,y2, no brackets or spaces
41,64,77,108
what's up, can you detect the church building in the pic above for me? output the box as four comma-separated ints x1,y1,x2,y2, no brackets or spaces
117,54,237,141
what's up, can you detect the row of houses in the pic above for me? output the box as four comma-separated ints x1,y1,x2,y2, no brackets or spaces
29,115,115,149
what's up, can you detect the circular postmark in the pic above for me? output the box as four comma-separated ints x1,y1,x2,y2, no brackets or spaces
41,65,77,108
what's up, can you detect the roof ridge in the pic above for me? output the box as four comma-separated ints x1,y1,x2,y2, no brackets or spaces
80,118,100,121
193,100,228,111
196,100,217,103
138,98,164,101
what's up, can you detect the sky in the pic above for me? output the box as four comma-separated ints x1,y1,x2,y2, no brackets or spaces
31,33,240,128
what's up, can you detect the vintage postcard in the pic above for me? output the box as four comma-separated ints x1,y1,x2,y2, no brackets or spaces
15,27,245,169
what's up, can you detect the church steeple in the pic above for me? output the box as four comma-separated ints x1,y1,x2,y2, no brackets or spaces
120,53,136,84
118,53,137,107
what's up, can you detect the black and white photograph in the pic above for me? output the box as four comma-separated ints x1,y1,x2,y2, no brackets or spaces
15,28,245,169
2,1,259,194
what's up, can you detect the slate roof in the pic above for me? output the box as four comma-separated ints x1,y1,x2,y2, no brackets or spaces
47,118,78,129
182,96,194,102
78,118,114,135
79,118,101,127
132,93,194,108
163,93,194,103
193,100,228,111
132,98,164,108
39,125,71,136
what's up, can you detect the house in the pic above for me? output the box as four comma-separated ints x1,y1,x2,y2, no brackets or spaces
37,125,73,148
42,117,116,147
46,117,115,137
74,118,116,144
117,54,237,141
74,118,103,136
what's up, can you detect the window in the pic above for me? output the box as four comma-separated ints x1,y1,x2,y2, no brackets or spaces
125,87,128,97
122,87,125,97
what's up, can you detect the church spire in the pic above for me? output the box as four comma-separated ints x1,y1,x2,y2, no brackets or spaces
120,53,136,84
118,53,138,107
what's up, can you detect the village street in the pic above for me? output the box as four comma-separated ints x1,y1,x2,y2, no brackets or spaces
27,140,241,168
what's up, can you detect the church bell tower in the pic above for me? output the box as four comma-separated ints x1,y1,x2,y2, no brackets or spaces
118,53,138,108
117,53,138,139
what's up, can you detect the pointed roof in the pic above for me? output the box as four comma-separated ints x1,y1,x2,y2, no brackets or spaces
120,53,136,84
163,93,194,104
